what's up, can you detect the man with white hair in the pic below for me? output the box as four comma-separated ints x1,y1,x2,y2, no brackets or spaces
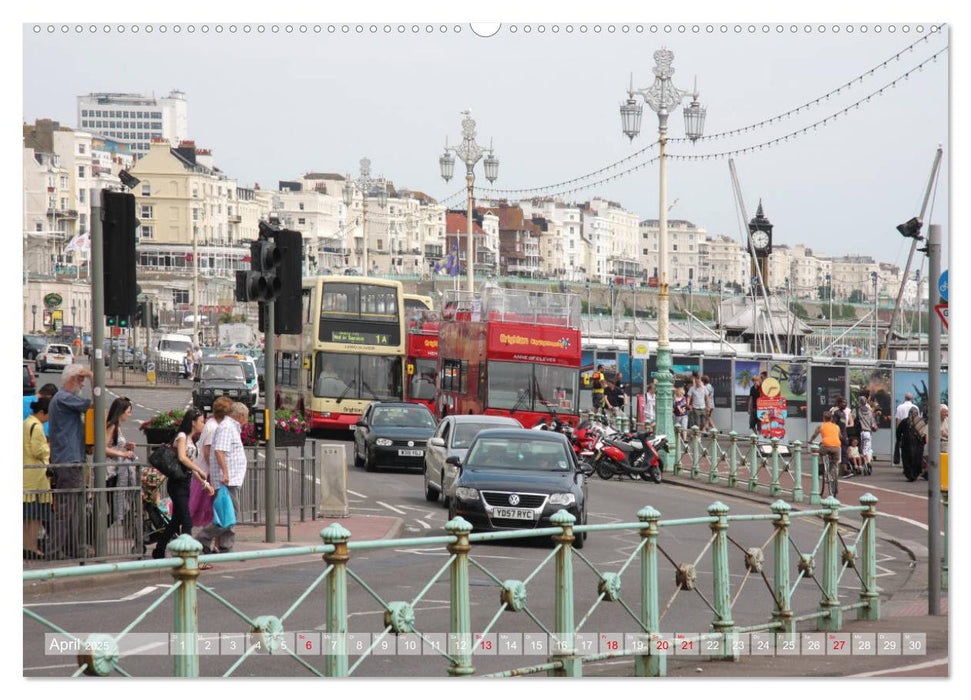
895,392,918,425
48,363,94,560
196,401,249,554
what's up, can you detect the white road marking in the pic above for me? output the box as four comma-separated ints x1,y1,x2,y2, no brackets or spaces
24,586,161,608
877,512,942,534
376,501,407,515
849,657,948,677
416,520,431,530
348,489,368,498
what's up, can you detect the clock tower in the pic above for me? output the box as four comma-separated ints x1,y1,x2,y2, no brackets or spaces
748,200,773,295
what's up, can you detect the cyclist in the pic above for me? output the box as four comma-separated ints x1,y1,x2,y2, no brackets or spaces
810,411,842,496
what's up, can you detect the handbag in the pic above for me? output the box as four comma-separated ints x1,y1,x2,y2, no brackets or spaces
212,486,236,529
892,440,901,465
149,444,190,482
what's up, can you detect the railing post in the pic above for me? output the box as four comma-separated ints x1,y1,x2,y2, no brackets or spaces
817,496,843,631
857,493,881,621
445,516,475,676
769,438,781,497
728,431,738,488
636,506,665,677
809,444,821,505
791,441,804,503
770,500,793,633
708,501,735,659
747,435,760,492
691,426,701,479
169,534,202,677
322,523,351,677
708,429,721,483
549,509,581,677
673,425,683,475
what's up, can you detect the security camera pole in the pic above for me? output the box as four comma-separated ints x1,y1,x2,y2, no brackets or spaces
881,146,942,359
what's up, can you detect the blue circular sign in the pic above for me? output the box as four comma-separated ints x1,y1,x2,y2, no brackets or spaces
939,270,948,303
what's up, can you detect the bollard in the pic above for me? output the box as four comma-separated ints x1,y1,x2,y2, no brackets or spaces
445,516,475,676
708,502,735,659
673,425,683,475
809,444,821,506
857,494,881,621
769,438,781,497
747,435,759,493
817,497,843,631
791,441,804,503
770,501,793,632
322,523,351,677
691,426,701,479
549,510,581,677
636,506,665,677
728,431,738,488
169,534,203,677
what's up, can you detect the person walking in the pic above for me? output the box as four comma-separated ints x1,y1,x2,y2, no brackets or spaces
895,392,918,426
855,395,876,475
940,404,949,454
196,402,249,555
47,364,94,560
105,397,138,542
183,348,195,380
702,375,716,430
673,385,688,433
591,364,606,417
23,395,52,559
153,408,214,560
687,372,708,431
644,381,657,430
190,396,233,538
747,372,765,435
605,372,627,419
895,406,926,482
829,396,853,478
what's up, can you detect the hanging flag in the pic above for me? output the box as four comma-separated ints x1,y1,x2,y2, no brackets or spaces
63,232,91,255
447,242,460,276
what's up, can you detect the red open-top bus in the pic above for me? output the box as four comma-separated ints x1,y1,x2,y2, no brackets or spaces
404,309,440,413
436,287,582,428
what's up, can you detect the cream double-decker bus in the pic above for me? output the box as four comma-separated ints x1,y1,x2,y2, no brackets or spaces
278,276,405,431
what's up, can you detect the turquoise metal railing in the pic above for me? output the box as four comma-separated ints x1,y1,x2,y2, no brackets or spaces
673,426,817,503
23,496,881,678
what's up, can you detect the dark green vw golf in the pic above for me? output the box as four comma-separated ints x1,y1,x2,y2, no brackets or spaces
446,429,588,547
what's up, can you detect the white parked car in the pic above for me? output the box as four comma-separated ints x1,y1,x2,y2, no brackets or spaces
423,414,524,505
37,344,74,372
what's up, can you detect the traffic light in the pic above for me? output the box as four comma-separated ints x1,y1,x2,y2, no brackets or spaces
102,190,139,319
118,316,129,328
258,229,303,335
106,315,117,327
239,237,282,302
134,301,148,328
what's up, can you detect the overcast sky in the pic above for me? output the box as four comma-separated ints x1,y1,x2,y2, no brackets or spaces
22,20,949,270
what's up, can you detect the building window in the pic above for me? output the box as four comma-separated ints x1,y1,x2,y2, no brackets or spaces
78,166,86,179
193,209,199,222
377,239,383,251
298,218,306,226
173,290,189,305
141,205,154,219
79,190,86,204
140,225,153,239
141,183,151,196
298,202,305,211
78,143,86,154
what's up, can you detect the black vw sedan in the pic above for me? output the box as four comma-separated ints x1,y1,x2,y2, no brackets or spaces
446,429,588,547
354,402,437,471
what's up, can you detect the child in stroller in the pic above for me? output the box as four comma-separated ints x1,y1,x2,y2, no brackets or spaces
141,468,169,555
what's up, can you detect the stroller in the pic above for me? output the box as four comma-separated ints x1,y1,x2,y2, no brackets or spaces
141,468,170,555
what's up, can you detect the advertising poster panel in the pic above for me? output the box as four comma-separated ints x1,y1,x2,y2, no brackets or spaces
702,358,733,410
894,369,949,420
766,361,808,418
849,367,893,430
646,355,701,389
734,360,764,412
810,366,847,422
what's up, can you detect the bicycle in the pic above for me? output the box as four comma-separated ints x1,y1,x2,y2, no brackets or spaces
818,445,840,498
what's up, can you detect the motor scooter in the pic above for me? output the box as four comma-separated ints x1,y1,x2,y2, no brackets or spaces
592,431,668,483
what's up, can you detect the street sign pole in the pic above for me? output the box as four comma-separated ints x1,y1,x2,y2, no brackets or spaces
91,189,108,556
264,301,276,544
926,223,942,615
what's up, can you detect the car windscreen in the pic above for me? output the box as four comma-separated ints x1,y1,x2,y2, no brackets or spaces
201,363,245,382
465,437,572,471
452,422,517,449
161,340,192,353
371,406,435,429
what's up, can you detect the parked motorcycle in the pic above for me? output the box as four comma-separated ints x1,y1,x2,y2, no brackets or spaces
592,431,668,483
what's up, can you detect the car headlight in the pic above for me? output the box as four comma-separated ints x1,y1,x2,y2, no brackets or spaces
455,487,479,502
376,438,393,446
549,493,576,506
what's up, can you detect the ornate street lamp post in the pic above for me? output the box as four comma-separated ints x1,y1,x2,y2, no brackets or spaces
343,157,388,277
621,48,706,468
440,110,498,294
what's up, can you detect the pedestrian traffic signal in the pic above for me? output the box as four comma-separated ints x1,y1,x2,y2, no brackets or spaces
102,190,139,319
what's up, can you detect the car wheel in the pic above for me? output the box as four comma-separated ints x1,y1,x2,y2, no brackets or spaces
574,516,586,550
364,446,376,472
353,445,364,468
424,472,440,502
